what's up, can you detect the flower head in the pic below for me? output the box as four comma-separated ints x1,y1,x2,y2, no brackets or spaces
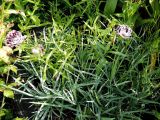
115,25,132,39
5,30,26,48
32,44,44,55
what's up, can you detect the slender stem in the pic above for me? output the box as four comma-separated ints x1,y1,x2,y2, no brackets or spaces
0,96,5,109
0,69,10,109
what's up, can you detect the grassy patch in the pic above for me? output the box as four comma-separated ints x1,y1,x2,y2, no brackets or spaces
0,0,160,120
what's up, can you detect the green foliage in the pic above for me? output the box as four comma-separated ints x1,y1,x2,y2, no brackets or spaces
14,0,49,31
153,110,160,120
149,0,160,18
0,109,13,120
0,0,160,120
12,22,159,120
122,1,141,25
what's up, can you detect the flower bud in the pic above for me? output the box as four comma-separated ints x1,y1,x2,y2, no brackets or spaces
32,44,44,55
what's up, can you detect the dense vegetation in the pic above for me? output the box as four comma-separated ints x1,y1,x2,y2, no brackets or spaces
0,0,160,120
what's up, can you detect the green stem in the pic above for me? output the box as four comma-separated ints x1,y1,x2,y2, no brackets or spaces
0,96,5,109
0,70,10,109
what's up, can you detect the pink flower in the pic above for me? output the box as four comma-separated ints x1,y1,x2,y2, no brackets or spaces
5,30,26,48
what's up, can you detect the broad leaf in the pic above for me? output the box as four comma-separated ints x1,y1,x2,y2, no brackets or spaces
104,0,118,17
3,89,14,99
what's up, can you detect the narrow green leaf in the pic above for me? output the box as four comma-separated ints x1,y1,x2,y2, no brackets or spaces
0,79,5,92
64,0,72,6
154,110,160,119
31,15,40,25
149,0,160,18
43,50,54,81
25,0,34,3
14,0,24,10
9,65,17,74
64,14,75,30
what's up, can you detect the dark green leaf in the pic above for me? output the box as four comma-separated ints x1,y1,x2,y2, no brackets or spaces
104,0,118,17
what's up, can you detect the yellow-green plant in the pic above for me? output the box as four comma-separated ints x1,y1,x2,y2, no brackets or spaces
0,46,18,120
148,0,160,72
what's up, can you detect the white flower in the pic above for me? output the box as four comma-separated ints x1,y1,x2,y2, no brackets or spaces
32,44,44,55
115,25,133,39
32,48,40,54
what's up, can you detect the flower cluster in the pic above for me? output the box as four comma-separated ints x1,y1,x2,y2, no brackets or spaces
5,30,26,48
115,25,133,39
